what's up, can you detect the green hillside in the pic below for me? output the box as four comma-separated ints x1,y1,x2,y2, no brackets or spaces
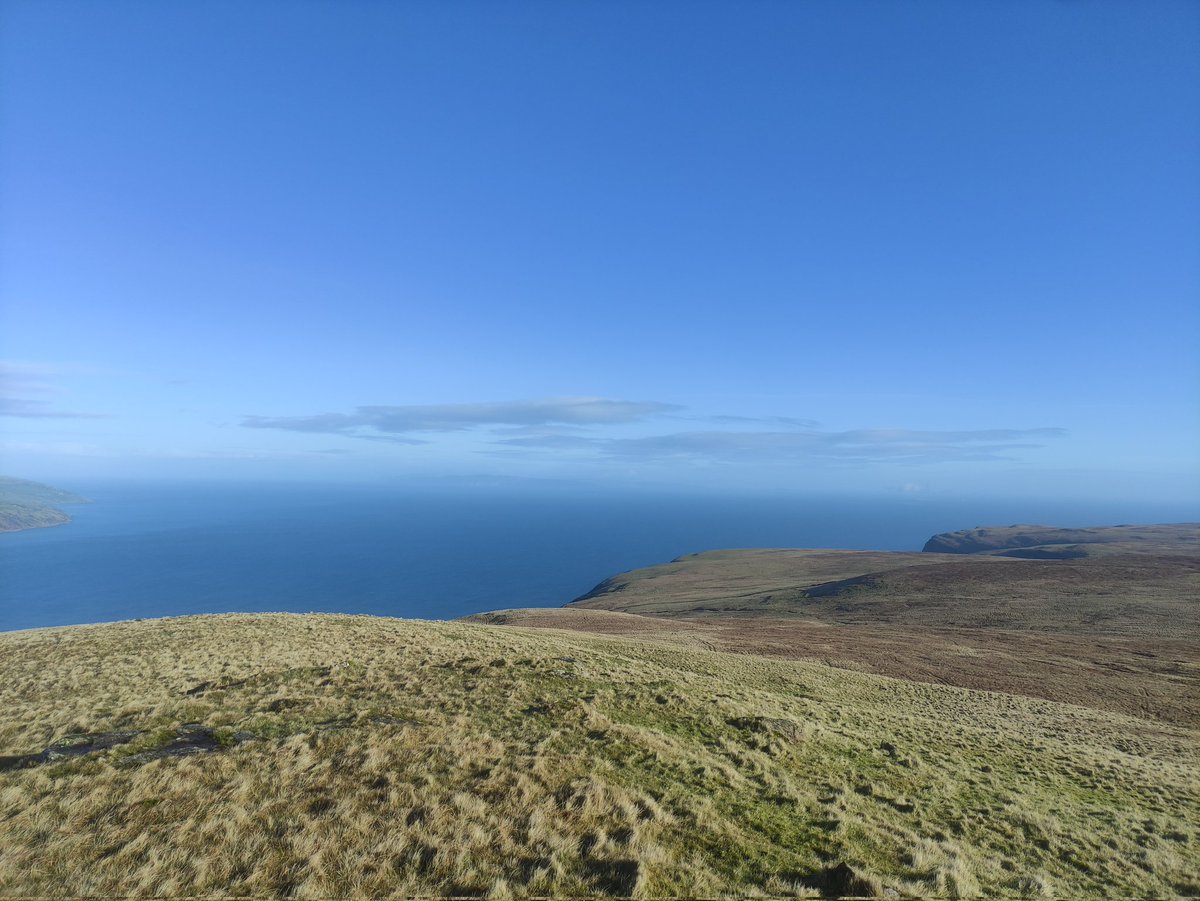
922,523,1200,557
1,614,1196,898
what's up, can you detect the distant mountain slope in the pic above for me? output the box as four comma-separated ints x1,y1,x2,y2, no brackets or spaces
0,502,71,532
0,477,89,533
922,522,1199,557
0,476,90,507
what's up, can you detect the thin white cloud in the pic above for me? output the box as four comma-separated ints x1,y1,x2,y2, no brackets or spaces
0,361,106,419
693,414,821,428
501,427,1067,465
242,398,680,441
241,395,1063,466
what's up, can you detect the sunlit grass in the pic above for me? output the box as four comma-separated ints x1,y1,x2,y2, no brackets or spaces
1,613,1196,897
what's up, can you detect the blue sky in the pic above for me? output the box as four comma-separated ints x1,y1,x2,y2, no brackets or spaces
1,0,1197,502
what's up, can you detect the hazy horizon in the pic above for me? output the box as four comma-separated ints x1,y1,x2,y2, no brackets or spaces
2,1,1198,504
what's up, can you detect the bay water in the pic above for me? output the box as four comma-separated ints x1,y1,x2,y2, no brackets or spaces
1,481,1191,631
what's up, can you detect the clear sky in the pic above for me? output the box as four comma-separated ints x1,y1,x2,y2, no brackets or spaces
2,0,1198,502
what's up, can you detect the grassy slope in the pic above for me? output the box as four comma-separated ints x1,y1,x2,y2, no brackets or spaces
568,549,1199,626
548,545,1200,726
2,614,1198,898
922,523,1200,557
571,549,974,616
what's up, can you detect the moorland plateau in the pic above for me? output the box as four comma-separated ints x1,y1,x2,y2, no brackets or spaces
1,522,1196,897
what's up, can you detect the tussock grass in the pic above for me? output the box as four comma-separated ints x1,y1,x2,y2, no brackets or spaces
1,613,1197,897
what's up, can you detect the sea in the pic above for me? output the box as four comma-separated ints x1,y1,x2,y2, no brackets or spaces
1,481,1193,632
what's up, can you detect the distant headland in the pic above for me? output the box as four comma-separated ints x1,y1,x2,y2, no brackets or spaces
0,477,90,533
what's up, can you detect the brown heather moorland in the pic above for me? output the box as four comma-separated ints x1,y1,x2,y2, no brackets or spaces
492,525,1200,727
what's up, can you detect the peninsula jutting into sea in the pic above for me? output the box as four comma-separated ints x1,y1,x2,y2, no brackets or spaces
0,476,90,532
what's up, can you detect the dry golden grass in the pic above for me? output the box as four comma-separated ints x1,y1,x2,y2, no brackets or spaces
1,613,1197,898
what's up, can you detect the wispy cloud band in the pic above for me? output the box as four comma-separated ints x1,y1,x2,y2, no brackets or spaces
502,427,1067,464
242,396,1063,466
242,398,680,440
0,361,105,419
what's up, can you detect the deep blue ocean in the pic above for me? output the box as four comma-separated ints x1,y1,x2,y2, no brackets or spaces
1,481,1194,632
